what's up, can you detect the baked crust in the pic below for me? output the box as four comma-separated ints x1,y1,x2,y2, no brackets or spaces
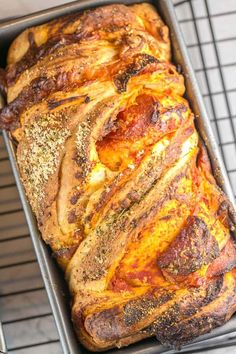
1,3,236,351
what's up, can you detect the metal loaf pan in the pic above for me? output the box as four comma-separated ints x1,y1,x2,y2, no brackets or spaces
1,0,236,353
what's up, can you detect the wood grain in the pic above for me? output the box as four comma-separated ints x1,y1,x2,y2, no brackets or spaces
0,140,62,353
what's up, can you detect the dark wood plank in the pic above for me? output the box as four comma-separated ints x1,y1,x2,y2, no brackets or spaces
0,185,21,213
0,211,29,240
8,341,63,354
0,236,35,267
0,262,43,295
0,288,51,322
4,315,59,350
0,160,15,187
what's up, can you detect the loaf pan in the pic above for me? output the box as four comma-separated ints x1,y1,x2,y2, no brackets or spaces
1,0,236,353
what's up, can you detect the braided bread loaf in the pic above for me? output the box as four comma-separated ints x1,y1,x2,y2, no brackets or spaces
1,3,236,351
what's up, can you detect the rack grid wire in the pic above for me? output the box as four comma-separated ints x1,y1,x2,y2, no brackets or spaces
0,0,236,353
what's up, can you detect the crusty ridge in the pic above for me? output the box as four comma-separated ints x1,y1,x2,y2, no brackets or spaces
1,3,236,352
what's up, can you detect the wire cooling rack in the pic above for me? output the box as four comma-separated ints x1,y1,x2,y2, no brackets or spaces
0,0,236,353
174,0,236,201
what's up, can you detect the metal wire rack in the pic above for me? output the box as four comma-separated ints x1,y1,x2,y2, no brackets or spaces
174,0,236,201
0,0,236,353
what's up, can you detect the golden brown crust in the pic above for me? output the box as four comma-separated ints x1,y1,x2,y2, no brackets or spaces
1,3,236,351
